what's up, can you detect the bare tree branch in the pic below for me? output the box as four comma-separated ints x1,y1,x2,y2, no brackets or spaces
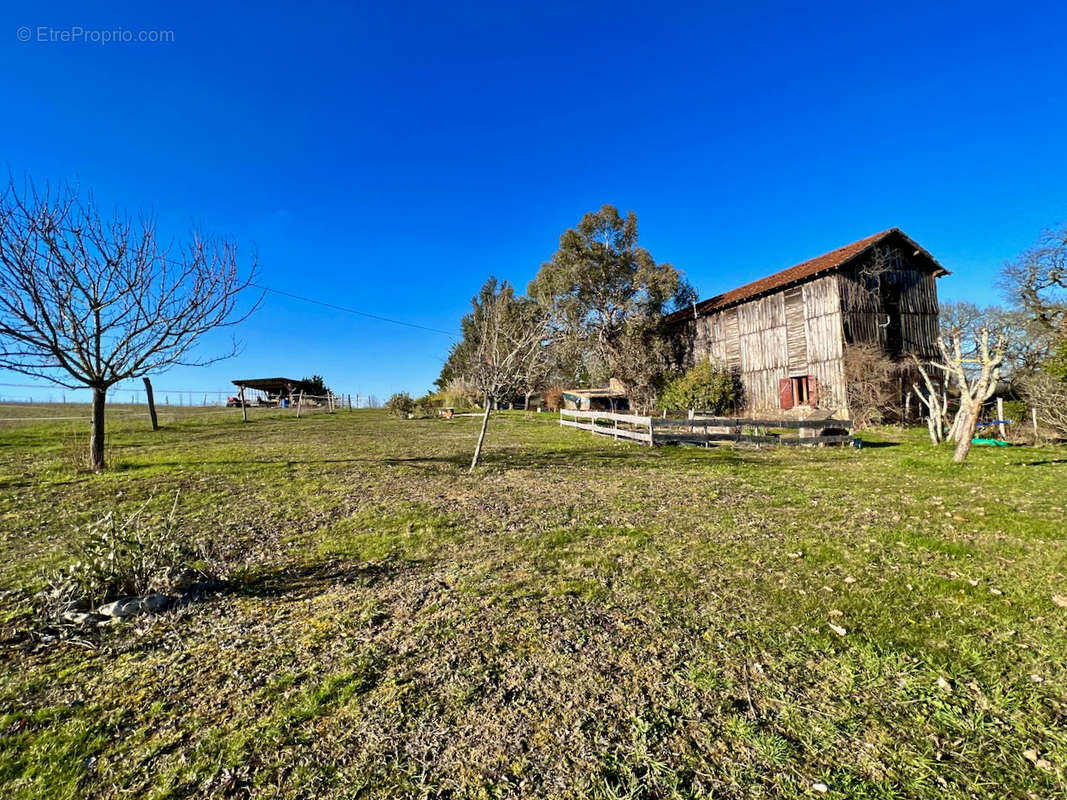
0,175,261,469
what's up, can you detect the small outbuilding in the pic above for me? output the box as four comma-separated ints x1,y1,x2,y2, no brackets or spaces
562,379,630,411
231,377,300,407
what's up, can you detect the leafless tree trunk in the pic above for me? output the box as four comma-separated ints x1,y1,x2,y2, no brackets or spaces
911,355,946,444
930,330,1004,463
90,385,106,470
458,278,550,472
0,175,260,469
469,394,492,474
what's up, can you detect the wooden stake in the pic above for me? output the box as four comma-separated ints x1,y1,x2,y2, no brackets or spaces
239,387,248,423
142,377,159,431
997,396,1006,439
1032,406,1039,439
296,390,304,419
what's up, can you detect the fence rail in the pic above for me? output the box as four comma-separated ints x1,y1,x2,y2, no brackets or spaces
559,409,854,448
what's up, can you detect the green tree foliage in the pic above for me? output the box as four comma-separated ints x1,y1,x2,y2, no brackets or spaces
1045,338,1067,381
659,360,742,414
527,205,695,392
295,374,330,397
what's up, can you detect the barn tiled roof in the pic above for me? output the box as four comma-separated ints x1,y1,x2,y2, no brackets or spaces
671,228,948,321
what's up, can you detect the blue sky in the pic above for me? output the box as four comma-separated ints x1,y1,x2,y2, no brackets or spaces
2,0,1066,403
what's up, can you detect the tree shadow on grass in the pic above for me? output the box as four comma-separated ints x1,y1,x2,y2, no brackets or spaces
213,559,413,604
383,446,650,472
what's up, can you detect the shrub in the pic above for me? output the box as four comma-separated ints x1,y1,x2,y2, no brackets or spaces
441,378,480,410
1020,372,1067,439
42,497,228,614
1000,399,1027,425
386,392,416,418
659,360,741,414
414,392,443,416
544,385,565,411
844,344,902,428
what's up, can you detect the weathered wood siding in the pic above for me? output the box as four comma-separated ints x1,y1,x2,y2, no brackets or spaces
803,275,847,411
682,274,846,412
676,235,942,418
838,247,940,357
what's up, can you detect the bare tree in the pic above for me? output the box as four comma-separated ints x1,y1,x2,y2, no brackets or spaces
910,355,948,444
1001,224,1067,337
456,277,549,473
0,177,259,470
940,300,1053,382
932,330,1004,462
1020,372,1067,439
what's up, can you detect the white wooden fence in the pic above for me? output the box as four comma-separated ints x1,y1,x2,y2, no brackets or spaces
559,409,854,447
559,408,654,444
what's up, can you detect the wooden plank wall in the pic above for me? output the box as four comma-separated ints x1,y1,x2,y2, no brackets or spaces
685,277,846,413
803,275,847,411
784,287,807,371
838,249,940,357
678,242,942,418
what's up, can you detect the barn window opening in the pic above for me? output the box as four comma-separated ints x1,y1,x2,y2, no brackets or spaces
792,376,809,406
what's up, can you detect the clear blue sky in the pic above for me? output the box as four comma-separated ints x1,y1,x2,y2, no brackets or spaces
2,0,1065,403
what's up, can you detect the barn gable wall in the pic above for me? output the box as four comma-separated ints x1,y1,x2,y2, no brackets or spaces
677,257,940,415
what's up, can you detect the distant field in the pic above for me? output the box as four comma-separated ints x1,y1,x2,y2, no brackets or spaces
1,406,1065,799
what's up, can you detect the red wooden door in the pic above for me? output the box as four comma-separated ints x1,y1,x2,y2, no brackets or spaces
779,378,794,410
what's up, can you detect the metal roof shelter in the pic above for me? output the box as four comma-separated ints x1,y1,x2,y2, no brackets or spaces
231,377,299,394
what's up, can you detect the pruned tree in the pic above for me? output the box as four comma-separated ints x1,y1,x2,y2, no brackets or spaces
940,300,1053,383
528,205,694,398
0,176,259,470
931,330,1005,462
910,354,948,444
455,277,550,472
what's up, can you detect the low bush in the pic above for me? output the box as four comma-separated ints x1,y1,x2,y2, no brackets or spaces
659,360,741,414
386,392,416,418
414,392,444,416
844,344,903,428
41,497,228,616
441,378,480,410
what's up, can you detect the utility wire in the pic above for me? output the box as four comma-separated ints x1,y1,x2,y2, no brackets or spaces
250,283,457,337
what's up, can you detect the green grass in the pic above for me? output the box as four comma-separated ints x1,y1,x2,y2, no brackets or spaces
1,405,1065,798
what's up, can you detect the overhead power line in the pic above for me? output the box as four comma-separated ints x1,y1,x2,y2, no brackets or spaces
250,283,456,337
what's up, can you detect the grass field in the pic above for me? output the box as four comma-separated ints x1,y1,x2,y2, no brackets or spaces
1,406,1065,799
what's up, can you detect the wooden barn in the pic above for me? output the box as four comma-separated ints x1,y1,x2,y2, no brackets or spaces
669,228,948,416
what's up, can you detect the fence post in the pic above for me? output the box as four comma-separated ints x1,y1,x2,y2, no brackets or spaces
997,396,1006,439
648,416,654,447
347,394,352,411
239,387,248,423
1032,407,1039,439
296,391,304,419
142,377,159,431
